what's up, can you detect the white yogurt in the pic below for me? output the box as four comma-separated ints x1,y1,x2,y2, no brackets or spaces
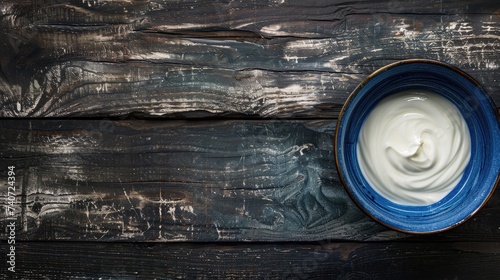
357,90,471,206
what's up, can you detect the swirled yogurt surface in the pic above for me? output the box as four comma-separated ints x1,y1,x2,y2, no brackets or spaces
357,90,471,206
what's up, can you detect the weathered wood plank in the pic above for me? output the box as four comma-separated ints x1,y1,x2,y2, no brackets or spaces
1,119,499,242
0,119,389,241
2,241,500,279
0,1,498,117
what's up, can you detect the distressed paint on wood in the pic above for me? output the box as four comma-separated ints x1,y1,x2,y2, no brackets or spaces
2,241,500,279
0,1,499,117
0,119,390,241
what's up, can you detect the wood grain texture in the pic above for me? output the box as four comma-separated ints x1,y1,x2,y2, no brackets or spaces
2,241,500,279
1,0,499,117
1,119,499,242
0,119,387,241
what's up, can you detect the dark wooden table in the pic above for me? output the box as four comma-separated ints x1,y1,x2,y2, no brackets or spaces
1,0,499,279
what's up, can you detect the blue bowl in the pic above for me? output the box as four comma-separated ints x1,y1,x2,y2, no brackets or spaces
335,59,500,233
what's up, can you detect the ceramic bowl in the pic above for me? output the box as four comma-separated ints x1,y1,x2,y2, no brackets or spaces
335,59,500,233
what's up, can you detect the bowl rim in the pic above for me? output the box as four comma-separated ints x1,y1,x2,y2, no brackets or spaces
334,58,500,234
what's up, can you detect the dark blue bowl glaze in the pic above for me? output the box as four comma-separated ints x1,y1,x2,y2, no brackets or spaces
335,59,500,233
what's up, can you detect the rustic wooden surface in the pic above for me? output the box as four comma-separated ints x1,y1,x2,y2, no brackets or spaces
1,0,500,278
0,0,499,118
3,241,500,279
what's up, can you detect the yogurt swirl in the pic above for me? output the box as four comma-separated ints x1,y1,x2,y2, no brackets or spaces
357,90,471,206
